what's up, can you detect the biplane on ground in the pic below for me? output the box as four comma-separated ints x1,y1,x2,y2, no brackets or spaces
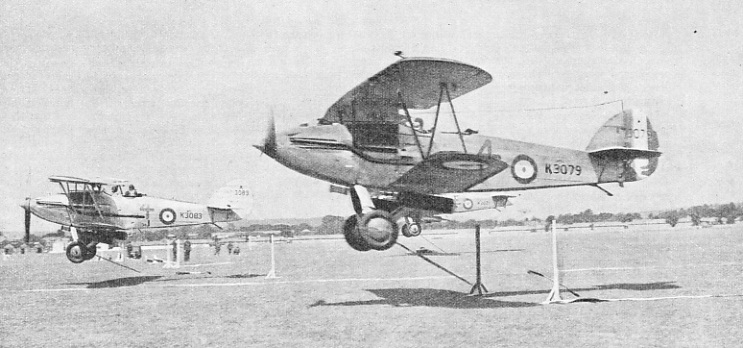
20,176,252,263
255,57,661,252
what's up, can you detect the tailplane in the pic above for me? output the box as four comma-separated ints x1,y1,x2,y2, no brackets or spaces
587,109,661,183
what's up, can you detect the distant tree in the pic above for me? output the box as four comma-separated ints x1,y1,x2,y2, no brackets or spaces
665,214,679,227
544,215,555,231
690,211,702,226
295,223,314,233
317,215,345,234
726,214,737,224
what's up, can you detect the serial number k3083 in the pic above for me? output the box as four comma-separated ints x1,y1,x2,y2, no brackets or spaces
180,211,203,219
545,163,582,176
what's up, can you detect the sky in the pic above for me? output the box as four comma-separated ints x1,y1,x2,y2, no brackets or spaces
2,1,742,238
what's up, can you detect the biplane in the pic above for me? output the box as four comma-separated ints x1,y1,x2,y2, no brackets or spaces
20,176,252,263
255,57,661,251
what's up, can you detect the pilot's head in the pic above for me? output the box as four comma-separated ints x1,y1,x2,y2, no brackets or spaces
413,117,424,131
128,184,136,191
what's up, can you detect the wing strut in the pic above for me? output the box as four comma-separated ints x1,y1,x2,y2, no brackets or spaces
398,82,470,160
426,86,445,158
57,181,106,226
85,183,106,220
57,181,77,225
444,84,468,154
398,91,426,160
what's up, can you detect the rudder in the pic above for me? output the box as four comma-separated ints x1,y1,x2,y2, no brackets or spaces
207,181,253,220
587,109,661,182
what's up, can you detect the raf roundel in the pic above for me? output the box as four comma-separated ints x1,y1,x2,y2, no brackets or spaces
463,198,474,210
511,155,538,184
159,208,176,225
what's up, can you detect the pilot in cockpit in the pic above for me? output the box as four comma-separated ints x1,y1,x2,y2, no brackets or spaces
404,117,429,134
124,184,138,197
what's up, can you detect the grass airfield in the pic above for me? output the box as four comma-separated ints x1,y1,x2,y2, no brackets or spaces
2,225,743,347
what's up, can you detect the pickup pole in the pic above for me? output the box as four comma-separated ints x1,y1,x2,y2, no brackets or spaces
468,224,488,295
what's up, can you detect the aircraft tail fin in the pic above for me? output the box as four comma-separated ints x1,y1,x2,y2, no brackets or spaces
207,181,253,221
586,109,661,182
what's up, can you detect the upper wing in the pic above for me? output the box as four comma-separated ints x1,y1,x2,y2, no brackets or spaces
390,152,508,194
49,175,92,184
322,57,492,124
49,175,127,187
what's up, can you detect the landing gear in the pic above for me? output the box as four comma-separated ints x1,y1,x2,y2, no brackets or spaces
65,238,98,263
358,210,398,251
343,211,399,251
66,241,86,264
343,185,399,251
343,215,370,252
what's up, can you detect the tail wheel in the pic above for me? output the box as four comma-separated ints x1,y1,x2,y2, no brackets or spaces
343,215,370,251
65,242,85,264
358,210,398,251
407,222,422,237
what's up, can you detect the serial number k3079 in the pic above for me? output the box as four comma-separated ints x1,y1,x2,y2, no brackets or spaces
545,163,582,176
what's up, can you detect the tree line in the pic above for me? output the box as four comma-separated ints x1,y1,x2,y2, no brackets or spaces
4,202,740,246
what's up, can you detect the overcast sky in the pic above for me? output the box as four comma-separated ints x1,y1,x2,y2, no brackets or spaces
2,1,742,237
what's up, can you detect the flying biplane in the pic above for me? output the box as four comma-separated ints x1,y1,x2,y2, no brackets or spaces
20,176,252,263
255,57,661,251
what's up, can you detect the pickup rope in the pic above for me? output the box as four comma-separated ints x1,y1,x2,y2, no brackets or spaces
396,242,471,286
95,254,142,273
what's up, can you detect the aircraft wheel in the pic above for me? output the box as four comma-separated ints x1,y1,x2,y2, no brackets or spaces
343,215,370,252
66,242,86,264
358,210,398,251
401,223,412,238
407,222,422,237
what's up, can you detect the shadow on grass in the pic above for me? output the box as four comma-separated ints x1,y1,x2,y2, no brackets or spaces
224,273,265,279
395,249,525,257
310,288,538,309
65,276,163,289
483,281,681,298
65,272,265,288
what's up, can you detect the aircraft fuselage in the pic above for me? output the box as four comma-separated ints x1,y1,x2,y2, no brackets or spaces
265,121,657,195
25,193,239,231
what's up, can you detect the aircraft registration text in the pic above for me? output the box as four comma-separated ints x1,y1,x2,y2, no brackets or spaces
545,163,582,176
180,211,203,219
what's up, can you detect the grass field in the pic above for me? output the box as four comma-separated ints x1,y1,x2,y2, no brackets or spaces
2,225,743,347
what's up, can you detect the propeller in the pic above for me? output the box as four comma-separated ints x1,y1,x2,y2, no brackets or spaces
20,198,31,243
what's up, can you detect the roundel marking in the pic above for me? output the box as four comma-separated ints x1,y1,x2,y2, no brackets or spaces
463,199,474,210
159,208,176,225
511,155,538,184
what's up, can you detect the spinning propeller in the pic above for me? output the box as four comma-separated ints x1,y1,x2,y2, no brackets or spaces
254,116,277,158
